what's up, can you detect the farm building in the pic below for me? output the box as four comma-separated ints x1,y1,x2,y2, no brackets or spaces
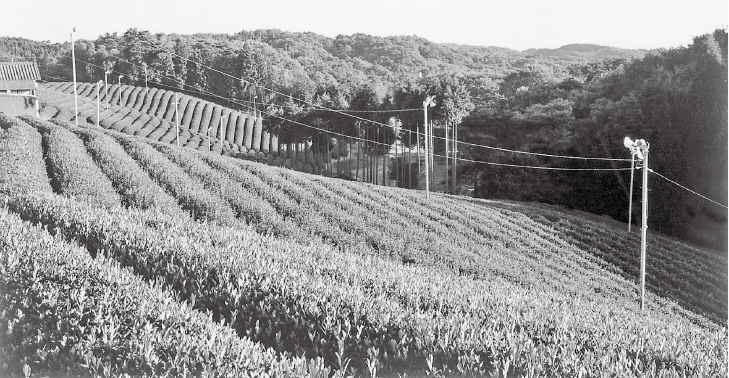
0,61,41,117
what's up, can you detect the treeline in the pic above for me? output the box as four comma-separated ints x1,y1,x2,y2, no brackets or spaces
3,28,722,248
0,29,640,129
463,29,727,250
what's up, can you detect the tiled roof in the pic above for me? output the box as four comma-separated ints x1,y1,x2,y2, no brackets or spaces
0,62,41,81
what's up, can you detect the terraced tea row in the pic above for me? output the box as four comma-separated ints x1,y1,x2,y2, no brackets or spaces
0,114,726,376
40,82,364,176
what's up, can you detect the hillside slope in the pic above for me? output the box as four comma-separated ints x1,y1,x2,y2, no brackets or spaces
39,82,406,184
524,43,649,60
0,113,726,376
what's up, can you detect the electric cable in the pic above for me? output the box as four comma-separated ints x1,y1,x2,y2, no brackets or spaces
12,0,632,164
649,169,728,209
33,1,632,163
15,1,637,167
431,151,632,171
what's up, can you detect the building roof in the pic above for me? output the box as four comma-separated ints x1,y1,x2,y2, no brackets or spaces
0,62,41,82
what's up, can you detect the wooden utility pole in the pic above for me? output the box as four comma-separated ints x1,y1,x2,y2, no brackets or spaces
117,75,123,106
408,129,412,189
356,124,361,181
104,70,111,110
628,153,636,232
625,137,649,311
639,144,649,311
174,92,180,147
70,28,78,127
453,122,458,195
211,114,227,153
416,127,421,189
423,96,435,198
445,120,449,194
96,81,102,127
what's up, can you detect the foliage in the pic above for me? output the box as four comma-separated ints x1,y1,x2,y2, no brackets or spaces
0,111,727,376
0,115,53,195
464,29,728,250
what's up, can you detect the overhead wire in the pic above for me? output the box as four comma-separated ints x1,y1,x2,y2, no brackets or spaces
649,169,728,209
34,0,631,164
40,69,636,171
20,1,635,169
0,0,67,36
58,57,392,147
433,151,633,171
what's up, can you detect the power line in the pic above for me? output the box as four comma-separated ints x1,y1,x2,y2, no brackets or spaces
649,169,728,209
320,108,421,113
30,2,630,164
0,1,67,36
44,60,390,147
432,152,633,171
451,139,631,162
40,72,633,172
42,55,635,171
26,2,632,165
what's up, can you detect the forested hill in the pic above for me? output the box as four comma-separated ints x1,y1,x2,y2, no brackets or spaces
1,29,726,251
524,43,650,60
0,30,647,104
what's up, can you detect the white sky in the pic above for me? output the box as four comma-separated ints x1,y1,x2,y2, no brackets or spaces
0,0,726,51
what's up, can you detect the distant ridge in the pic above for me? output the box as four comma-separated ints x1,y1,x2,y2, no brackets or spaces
524,43,649,60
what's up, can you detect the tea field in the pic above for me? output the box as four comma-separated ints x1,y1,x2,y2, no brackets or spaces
0,113,726,377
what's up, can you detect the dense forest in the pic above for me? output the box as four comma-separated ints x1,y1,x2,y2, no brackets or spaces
0,29,725,249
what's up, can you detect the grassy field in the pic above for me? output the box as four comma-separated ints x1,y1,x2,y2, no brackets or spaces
0,112,726,377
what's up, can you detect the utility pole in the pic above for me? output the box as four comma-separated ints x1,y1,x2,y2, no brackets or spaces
211,113,227,153
174,92,180,147
453,122,458,195
96,80,102,127
382,129,386,185
117,75,124,106
628,152,636,232
639,143,649,311
428,120,435,188
70,28,79,127
356,123,361,181
423,96,435,198
104,69,111,110
408,129,412,189
624,137,650,311
445,120,449,194
416,126,421,189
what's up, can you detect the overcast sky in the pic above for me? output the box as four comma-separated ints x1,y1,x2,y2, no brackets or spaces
0,0,726,51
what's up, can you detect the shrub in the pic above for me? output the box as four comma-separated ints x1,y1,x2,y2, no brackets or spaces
134,116,161,138
74,127,183,215
218,109,234,141
0,203,328,377
165,93,187,122
0,115,52,195
100,107,132,130
231,113,244,145
146,121,170,142
188,100,205,133
155,90,173,119
138,87,158,114
208,105,222,137
19,117,120,207
146,88,164,117
116,135,235,224
159,120,184,144
179,98,198,129
198,103,215,134
125,86,143,108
